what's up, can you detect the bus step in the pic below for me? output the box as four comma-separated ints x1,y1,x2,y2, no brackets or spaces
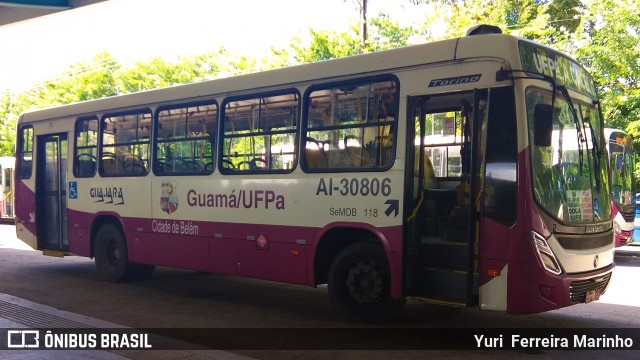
416,268,478,301
420,237,470,270
411,296,467,308
42,249,65,258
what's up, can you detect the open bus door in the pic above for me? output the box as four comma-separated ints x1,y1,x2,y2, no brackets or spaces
405,90,489,307
36,133,69,253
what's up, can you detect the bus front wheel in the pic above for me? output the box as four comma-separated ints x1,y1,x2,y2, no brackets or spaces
94,223,154,282
327,243,405,322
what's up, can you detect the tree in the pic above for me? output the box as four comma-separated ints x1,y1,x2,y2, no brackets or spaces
116,50,229,93
572,0,640,129
118,56,195,93
37,52,120,105
2,0,639,176
367,13,415,51
279,13,414,64
569,0,640,181
0,91,18,156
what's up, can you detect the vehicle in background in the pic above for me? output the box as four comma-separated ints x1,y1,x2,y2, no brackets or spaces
633,193,640,244
0,156,15,223
604,129,635,246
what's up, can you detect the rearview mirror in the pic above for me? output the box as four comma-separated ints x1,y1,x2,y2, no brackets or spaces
534,104,553,147
615,154,624,172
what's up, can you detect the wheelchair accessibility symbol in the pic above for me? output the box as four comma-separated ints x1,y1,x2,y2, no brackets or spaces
69,181,78,199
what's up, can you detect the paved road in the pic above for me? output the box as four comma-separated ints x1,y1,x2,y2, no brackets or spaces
1,224,639,359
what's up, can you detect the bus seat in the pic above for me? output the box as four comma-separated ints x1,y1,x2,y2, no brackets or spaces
424,188,457,236
424,156,437,189
326,149,350,167
346,147,373,167
423,198,439,236
122,155,146,174
101,157,118,175
414,146,437,189
443,205,469,243
305,148,327,169
77,159,96,176
425,189,457,216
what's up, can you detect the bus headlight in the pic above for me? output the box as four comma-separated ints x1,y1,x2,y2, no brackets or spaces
531,231,562,275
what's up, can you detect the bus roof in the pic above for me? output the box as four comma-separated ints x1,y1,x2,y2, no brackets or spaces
604,128,632,147
604,128,630,138
17,32,585,124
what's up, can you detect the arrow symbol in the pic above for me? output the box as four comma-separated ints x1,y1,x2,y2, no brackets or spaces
384,199,399,217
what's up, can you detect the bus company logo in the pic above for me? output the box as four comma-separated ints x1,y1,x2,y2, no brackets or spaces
90,187,124,205
7,330,39,348
160,181,178,214
428,74,482,88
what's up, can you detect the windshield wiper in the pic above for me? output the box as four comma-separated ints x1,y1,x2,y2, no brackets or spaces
557,123,564,166
558,86,585,174
583,115,602,190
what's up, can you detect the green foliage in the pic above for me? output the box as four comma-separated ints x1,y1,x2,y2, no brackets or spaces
1,0,640,180
117,51,229,93
118,57,184,93
35,52,120,106
280,13,414,63
567,0,640,183
0,91,18,156
573,0,640,126
287,28,361,63
367,14,415,51
407,0,640,184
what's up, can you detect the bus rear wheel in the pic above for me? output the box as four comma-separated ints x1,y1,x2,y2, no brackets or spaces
328,243,405,322
94,223,154,282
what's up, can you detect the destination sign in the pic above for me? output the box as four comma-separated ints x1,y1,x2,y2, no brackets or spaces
519,41,597,97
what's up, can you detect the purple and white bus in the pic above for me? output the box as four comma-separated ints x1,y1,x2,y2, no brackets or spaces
15,26,614,321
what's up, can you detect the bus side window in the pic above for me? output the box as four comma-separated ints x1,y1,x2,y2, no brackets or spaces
74,117,98,178
221,91,298,174
155,101,217,176
18,126,33,179
100,111,151,177
302,77,398,172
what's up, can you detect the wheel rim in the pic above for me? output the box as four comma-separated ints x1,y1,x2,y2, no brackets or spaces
105,238,121,267
345,260,384,304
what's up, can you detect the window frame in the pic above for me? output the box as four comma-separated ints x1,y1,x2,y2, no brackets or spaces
301,75,399,173
421,106,467,179
99,108,152,177
17,125,34,179
153,99,219,176
73,116,99,178
219,89,301,175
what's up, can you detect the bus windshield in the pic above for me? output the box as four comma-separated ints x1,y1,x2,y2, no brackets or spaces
609,134,635,207
527,87,611,224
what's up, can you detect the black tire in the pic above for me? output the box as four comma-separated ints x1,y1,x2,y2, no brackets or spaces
328,243,406,322
94,223,154,282
132,263,155,280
